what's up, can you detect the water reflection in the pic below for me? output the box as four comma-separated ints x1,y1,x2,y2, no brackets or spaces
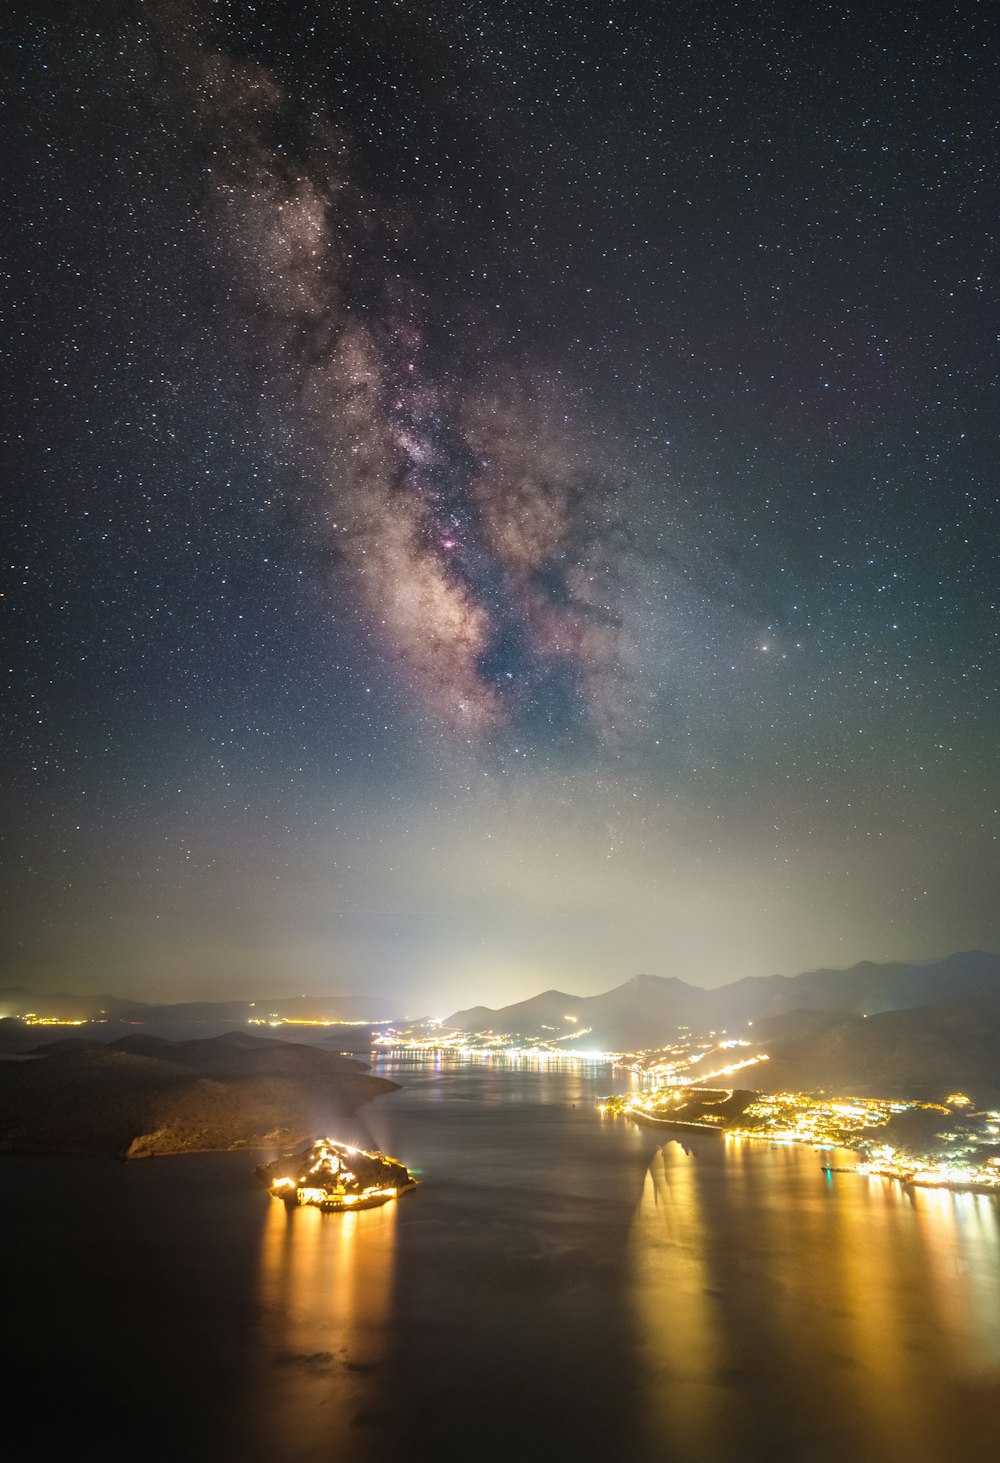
245,1194,398,1459
910,1186,1000,1368
370,1051,648,1111
630,1139,1000,1463
4,1065,998,1462
630,1145,728,1461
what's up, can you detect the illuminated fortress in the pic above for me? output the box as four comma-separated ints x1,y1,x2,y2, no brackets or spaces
258,1137,418,1212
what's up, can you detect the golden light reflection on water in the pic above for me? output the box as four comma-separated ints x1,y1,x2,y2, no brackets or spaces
629,1145,729,1462
909,1185,1000,1369
630,1141,1000,1463
244,1194,398,1457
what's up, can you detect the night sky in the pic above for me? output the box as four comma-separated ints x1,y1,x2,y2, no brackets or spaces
3,0,998,1012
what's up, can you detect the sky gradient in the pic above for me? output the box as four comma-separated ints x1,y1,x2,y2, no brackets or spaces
2,0,998,1012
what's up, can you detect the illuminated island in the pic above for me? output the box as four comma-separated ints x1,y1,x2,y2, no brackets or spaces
258,1136,418,1211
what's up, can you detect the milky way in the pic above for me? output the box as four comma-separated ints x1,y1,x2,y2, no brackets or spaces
157,0,642,745
4,0,998,1007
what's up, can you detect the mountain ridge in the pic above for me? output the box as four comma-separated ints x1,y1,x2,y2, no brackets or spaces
445,951,1000,1051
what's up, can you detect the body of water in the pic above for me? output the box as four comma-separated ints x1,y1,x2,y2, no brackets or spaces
3,1057,999,1460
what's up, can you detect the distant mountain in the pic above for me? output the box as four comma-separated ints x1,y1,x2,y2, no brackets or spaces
707,950,1000,1025
115,994,403,1024
762,993,1000,1101
0,1030,397,1158
582,974,723,1046
446,989,585,1037
451,974,718,1051
0,989,404,1037
445,951,1000,1051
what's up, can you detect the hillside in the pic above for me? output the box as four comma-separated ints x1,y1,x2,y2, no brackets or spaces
762,994,1000,1101
0,1031,398,1158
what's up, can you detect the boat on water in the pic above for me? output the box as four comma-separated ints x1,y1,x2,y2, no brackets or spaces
257,1136,418,1211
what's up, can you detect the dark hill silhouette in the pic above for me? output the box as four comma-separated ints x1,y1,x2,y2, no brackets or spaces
0,1031,396,1158
114,1030,373,1079
18,1035,103,1057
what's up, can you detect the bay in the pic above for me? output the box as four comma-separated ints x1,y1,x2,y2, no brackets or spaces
2,1057,999,1461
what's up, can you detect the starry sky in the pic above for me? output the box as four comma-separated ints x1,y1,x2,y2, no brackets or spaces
2,0,998,1013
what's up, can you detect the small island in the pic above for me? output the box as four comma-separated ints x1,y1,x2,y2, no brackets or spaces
258,1136,418,1211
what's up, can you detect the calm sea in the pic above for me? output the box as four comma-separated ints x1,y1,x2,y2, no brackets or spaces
3,1057,999,1461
